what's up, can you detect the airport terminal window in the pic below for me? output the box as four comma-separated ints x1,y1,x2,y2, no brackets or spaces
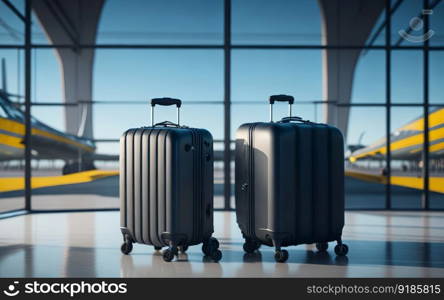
33,49,62,103
351,50,386,103
430,51,444,104
345,107,387,209
0,102,8,118
364,6,386,46
0,0,443,214
430,1,444,46
0,2,24,45
391,50,423,104
232,0,321,45
97,0,223,45
429,106,444,209
31,106,64,132
231,50,322,103
93,50,224,102
390,107,424,209
391,0,424,47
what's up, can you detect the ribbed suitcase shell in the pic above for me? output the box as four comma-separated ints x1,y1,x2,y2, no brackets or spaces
120,126,214,248
235,120,345,248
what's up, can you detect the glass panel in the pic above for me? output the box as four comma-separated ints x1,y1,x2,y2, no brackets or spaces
429,0,444,47
391,50,423,104
94,103,223,141
31,10,49,44
33,49,63,103
94,49,223,102
97,0,223,45
345,107,387,209
429,106,444,209
0,49,25,213
430,51,444,104
392,0,425,47
0,49,23,97
232,0,321,45
364,5,386,46
31,106,64,132
232,50,322,103
351,50,386,103
390,106,423,209
0,1,24,45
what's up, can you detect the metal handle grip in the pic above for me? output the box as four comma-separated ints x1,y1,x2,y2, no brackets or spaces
269,94,294,104
150,97,182,126
269,94,294,122
151,97,182,107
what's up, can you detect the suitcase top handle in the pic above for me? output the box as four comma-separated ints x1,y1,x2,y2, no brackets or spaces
150,97,182,126
269,94,294,122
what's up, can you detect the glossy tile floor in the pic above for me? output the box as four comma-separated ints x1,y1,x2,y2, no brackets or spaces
0,211,443,277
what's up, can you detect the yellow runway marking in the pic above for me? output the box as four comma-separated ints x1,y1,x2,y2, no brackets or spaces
345,170,444,194
0,170,118,193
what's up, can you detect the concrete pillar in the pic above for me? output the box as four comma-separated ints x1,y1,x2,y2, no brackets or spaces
318,0,385,140
32,0,104,139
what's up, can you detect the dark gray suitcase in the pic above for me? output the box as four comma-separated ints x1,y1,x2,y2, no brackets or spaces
120,97,222,262
235,95,348,262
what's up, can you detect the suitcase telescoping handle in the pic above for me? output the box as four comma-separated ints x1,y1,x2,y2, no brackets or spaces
269,94,294,122
150,97,182,126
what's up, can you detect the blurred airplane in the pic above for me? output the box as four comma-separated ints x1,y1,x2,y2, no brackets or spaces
0,59,116,174
348,108,444,163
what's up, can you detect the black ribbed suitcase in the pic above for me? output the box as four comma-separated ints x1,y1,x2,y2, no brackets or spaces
235,95,348,262
120,97,222,262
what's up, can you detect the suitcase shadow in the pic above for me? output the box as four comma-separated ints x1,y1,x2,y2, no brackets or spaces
220,248,349,266
120,250,223,277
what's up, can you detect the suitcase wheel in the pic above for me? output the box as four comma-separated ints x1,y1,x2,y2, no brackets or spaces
211,250,222,262
202,237,222,262
315,242,328,252
334,243,349,256
154,246,162,251
120,242,133,255
179,244,189,253
162,247,179,262
274,249,289,263
243,239,261,254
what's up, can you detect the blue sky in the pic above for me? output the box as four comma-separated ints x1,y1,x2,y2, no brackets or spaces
0,0,443,154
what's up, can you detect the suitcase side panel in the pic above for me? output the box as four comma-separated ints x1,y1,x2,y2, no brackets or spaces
252,125,271,241
142,129,152,245
235,124,253,237
253,124,296,242
125,130,135,240
197,129,214,240
133,129,143,243
172,130,194,243
275,124,297,243
149,130,162,246
119,132,128,229
294,124,313,242
312,125,330,241
329,127,345,238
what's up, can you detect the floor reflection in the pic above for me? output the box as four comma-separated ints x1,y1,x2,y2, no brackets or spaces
0,211,443,277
